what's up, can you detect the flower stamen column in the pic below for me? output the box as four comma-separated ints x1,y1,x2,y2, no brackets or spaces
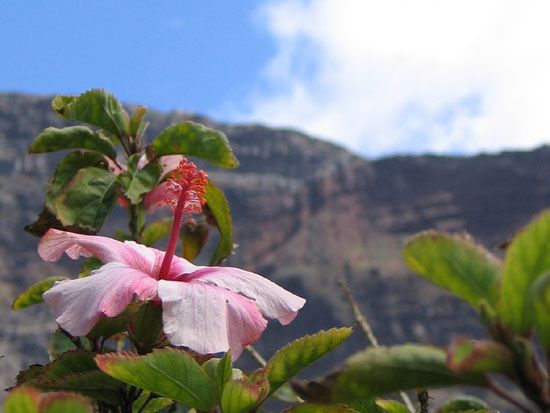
157,159,208,279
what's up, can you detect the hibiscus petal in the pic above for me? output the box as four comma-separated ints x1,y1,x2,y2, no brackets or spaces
184,267,306,325
43,262,158,336
151,251,198,280
158,280,267,358
137,154,183,178
38,229,157,273
159,155,185,177
143,181,171,213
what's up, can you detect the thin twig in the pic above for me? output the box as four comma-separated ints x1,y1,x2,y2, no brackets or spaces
338,278,379,347
246,345,267,367
338,277,415,413
487,378,536,413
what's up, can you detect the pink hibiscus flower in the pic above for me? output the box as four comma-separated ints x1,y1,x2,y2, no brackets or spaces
41,159,305,358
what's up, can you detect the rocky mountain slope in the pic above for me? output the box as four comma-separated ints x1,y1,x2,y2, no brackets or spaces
0,93,549,408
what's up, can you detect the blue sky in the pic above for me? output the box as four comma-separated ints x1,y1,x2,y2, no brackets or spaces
2,1,550,157
2,1,272,114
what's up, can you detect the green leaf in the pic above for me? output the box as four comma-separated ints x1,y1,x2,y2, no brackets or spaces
29,126,116,159
113,230,133,242
12,276,67,310
203,353,232,400
204,181,234,264
220,377,269,413
295,345,488,403
39,392,93,413
4,387,40,413
129,105,149,139
51,90,129,137
114,153,139,189
133,204,146,235
499,210,550,332
55,167,117,231
116,155,162,204
38,372,123,405
264,328,353,396
36,349,111,377
272,384,303,403
132,392,172,413
79,257,103,277
96,348,216,411
345,399,383,413
528,273,550,349
375,400,409,413
404,231,501,308
16,364,46,386
283,403,359,413
33,350,105,382
47,151,109,213
4,388,93,413
86,312,129,341
149,121,239,168
25,208,63,237
508,336,543,384
446,338,513,374
48,330,77,360
126,161,162,204
142,218,172,246
438,396,489,412
34,351,123,405
128,302,164,352
181,218,209,262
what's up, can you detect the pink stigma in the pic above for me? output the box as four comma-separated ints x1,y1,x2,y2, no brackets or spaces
158,158,208,279
161,159,208,214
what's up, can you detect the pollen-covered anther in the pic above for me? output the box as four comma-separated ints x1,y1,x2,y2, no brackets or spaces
161,158,208,214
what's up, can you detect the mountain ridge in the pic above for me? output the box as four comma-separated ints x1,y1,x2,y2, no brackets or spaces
0,93,548,409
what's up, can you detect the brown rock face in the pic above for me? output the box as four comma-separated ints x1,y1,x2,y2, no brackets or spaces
0,93,549,408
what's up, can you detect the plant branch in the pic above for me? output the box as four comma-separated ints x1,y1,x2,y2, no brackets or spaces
338,277,415,413
338,277,379,346
59,327,83,350
246,345,267,367
487,378,537,413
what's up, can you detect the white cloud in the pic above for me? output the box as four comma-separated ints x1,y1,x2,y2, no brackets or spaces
230,0,550,157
